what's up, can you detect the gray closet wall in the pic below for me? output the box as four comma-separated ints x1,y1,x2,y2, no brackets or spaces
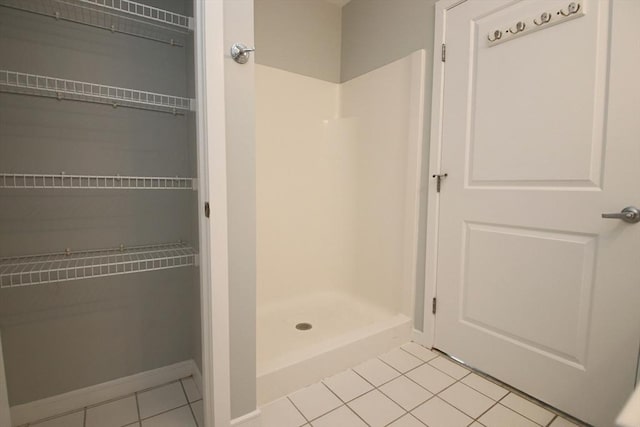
0,0,201,406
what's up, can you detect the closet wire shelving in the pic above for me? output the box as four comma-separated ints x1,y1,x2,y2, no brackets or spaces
0,242,197,288
0,70,194,114
0,1,199,289
0,0,193,46
0,173,195,190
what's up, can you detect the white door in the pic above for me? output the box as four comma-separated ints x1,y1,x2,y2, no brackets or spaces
432,0,640,425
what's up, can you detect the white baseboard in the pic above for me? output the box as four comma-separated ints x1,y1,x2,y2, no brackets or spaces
10,360,200,426
231,409,261,427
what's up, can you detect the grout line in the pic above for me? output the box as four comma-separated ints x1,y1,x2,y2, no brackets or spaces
23,375,194,427
279,342,584,427
394,412,429,427
426,370,497,423
397,345,439,363
321,380,372,427
431,395,475,422
459,373,510,402
283,342,586,427
286,396,310,424
382,411,409,427
494,402,552,427
21,407,86,426
496,393,552,426
402,360,428,377
321,379,372,404
377,381,434,413
349,406,374,427
471,398,500,424
336,402,373,427
398,344,508,425
431,348,590,426
432,374,461,397
337,366,435,427
139,403,191,421
426,356,470,381
376,355,408,376
84,393,136,410
134,392,142,422
350,367,379,389
301,383,350,423
351,364,400,390
135,378,182,396
179,379,199,426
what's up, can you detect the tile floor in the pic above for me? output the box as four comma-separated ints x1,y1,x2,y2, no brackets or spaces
261,342,586,427
21,376,203,427
18,342,586,427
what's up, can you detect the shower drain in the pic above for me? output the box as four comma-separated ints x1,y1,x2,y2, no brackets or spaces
295,322,312,331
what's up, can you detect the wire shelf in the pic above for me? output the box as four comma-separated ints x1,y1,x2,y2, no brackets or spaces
0,173,195,190
0,242,197,288
0,70,194,114
0,0,192,46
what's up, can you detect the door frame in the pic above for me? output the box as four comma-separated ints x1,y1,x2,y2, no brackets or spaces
194,0,232,426
0,3,235,426
0,4,235,425
0,331,10,427
418,0,467,349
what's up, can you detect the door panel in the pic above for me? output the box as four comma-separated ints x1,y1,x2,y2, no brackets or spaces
461,223,595,367
469,0,608,187
434,1,640,425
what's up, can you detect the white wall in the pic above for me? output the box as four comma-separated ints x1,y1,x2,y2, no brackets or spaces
256,51,424,316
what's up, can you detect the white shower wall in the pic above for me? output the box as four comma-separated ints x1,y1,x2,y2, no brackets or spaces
256,65,356,306
256,50,425,401
257,50,424,313
342,53,425,316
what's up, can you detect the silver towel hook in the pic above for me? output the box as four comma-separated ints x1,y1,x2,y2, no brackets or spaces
534,12,552,26
487,29,503,42
508,21,526,34
560,2,580,17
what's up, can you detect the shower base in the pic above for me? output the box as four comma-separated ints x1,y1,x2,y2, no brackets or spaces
257,291,411,404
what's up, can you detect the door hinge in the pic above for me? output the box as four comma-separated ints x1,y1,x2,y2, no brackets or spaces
432,297,437,315
441,44,446,62
432,173,448,192
204,202,210,218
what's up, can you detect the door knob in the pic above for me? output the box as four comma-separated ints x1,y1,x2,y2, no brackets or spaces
601,206,640,224
230,43,255,64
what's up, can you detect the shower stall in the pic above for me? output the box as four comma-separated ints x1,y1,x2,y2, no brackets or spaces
255,50,427,403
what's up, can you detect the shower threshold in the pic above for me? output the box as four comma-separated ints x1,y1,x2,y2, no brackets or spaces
257,291,411,404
